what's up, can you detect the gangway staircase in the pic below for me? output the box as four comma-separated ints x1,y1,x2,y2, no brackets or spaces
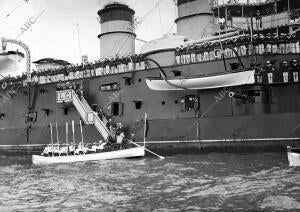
56,89,111,140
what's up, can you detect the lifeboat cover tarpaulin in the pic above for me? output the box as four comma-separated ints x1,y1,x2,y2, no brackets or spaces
146,70,255,91
140,34,187,55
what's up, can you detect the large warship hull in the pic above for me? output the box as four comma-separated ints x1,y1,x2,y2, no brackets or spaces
1,0,300,155
1,53,300,154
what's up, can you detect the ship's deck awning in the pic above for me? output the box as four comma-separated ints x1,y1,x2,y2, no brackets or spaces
140,34,187,55
146,70,255,91
33,58,70,66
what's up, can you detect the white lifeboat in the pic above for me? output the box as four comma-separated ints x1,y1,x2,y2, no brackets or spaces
0,51,24,73
145,70,255,91
32,146,145,165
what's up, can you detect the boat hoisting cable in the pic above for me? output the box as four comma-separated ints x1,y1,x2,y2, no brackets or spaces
227,47,245,69
144,57,189,90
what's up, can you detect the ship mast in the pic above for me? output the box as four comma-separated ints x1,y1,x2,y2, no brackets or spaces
1,37,31,84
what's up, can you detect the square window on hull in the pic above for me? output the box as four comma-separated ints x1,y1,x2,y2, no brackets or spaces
235,89,269,105
230,63,239,70
99,83,119,91
180,95,199,112
111,102,124,116
124,77,133,86
133,101,142,109
172,70,182,77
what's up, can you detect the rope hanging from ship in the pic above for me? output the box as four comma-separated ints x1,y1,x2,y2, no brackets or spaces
144,57,189,91
214,33,244,71
144,46,245,91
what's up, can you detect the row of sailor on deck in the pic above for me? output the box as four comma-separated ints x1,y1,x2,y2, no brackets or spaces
255,59,300,83
214,0,281,6
32,54,146,84
213,0,298,9
1,33,299,86
0,54,146,86
175,33,300,65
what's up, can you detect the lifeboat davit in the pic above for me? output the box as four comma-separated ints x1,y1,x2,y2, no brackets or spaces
0,51,24,73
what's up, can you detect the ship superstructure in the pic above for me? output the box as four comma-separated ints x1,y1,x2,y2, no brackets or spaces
0,0,300,154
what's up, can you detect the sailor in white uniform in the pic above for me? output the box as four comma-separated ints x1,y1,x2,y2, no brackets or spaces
91,140,106,152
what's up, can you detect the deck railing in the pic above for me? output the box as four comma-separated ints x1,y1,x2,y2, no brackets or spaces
175,42,300,65
213,0,279,7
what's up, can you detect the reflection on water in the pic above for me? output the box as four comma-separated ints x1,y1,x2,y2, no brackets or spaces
0,153,299,211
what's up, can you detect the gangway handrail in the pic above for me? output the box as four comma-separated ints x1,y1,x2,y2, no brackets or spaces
93,111,110,133
70,90,89,122
92,111,110,140
71,90,110,139
57,89,112,140
81,97,110,137
81,97,93,112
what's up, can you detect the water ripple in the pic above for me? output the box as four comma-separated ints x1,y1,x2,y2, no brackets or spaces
0,153,299,211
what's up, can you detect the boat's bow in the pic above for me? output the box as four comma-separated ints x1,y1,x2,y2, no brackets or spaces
287,146,300,166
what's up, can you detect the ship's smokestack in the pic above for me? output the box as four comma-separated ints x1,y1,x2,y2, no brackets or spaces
174,0,215,40
97,2,135,58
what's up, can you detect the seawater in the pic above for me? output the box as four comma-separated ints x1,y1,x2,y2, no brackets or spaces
0,152,299,211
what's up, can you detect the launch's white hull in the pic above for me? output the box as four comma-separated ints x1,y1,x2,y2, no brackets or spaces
32,146,145,165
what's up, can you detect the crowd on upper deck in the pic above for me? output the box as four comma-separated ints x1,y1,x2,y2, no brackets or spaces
0,54,146,86
0,31,299,87
175,32,300,65
213,0,296,7
213,0,300,32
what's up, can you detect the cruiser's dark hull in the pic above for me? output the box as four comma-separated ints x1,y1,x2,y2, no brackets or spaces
1,112,300,154
1,54,300,154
